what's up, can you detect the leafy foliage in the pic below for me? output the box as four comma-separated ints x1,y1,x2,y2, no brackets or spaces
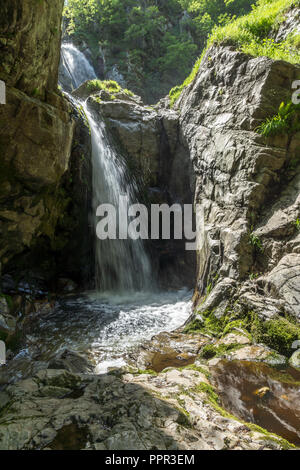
170,0,300,105
63,0,255,102
257,101,300,137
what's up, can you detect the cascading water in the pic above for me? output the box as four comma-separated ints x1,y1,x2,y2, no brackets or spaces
84,104,152,292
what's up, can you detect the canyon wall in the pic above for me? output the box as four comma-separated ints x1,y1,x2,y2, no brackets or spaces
0,0,92,286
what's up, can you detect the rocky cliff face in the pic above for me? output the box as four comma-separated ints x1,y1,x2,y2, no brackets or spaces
0,0,64,97
176,46,300,323
0,0,92,285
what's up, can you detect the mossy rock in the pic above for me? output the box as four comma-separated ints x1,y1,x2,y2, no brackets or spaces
251,317,300,357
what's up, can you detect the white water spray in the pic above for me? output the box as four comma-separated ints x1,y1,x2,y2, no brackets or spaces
60,43,97,91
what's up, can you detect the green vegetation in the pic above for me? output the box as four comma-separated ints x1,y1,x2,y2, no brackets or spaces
170,0,300,106
294,218,300,230
181,364,211,379
136,369,158,376
184,309,249,337
249,231,264,252
257,101,300,137
86,79,134,97
200,342,244,359
63,0,256,102
184,306,300,357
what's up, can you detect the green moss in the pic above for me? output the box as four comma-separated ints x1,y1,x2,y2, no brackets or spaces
251,316,300,356
184,309,232,337
185,302,300,359
222,319,250,338
200,342,244,359
183,318,205,334
257,101,300,137
194,382,220,403
136,369,158,376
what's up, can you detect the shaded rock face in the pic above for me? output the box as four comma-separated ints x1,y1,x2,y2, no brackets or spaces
175,46,300,320
0,1,93,286
0,0,64,97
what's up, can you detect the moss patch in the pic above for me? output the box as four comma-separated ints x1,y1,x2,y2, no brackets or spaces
251,316,300,356
87,79,134,98
184,305,300,358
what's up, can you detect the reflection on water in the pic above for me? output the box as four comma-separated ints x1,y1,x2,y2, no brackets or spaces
28,289,192,373
212,360,300,446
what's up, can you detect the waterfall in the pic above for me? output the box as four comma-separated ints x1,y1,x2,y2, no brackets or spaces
84,103,152,292
59,43,97,91
59,43,152,292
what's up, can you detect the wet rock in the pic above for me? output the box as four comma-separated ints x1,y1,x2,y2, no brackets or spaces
0,296,16,335
227,345,273,362
132,331,210,372
0,322,296,451
198,278,237,316
1,275,16,294
175,44,300,317
273,7,300,42
211,360,300,446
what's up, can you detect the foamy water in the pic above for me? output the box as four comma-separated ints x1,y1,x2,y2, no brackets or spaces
29,289,192,373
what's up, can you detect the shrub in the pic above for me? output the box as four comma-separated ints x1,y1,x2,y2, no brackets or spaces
257,101,300,137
